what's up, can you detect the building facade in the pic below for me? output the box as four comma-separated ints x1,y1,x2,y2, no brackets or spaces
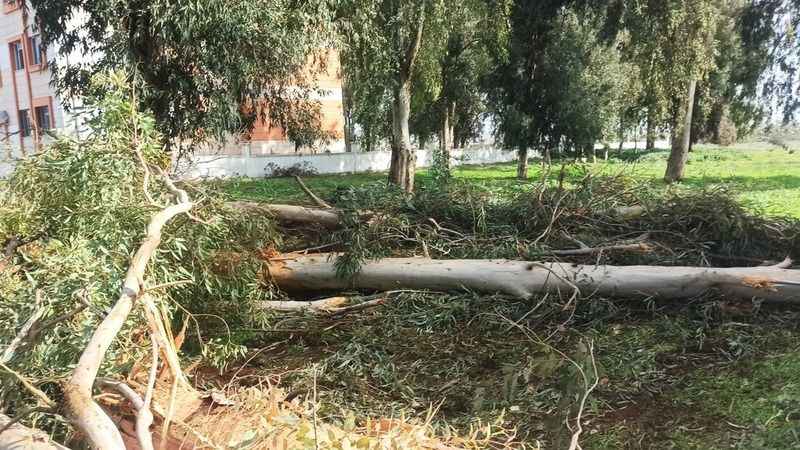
0,1,347,161
0,0,75,159
244,49,346,155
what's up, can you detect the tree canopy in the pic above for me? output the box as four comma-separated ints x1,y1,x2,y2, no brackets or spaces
32,0,332,152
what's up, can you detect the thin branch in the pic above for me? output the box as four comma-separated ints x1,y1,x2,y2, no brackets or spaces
63,170,193,450
568,341,599,450
96,378,144,410
0,362,54,408
294,176,332,209
138,336,158,450
1,291,46,364
547,236,652,257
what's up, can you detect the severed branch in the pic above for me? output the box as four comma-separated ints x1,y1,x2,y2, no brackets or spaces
95,335,158,450
63,173,193,450
546,234,652,257
261,295,386,315
294,176,332,209
229,201,342,229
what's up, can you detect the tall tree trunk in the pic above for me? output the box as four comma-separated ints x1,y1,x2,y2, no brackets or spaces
517,145,529,180
646,109,656,150
388,80,416,192
665,79,697,183
439,100,453,171
387,0,425,193
342,75,355,153
448,102,456,149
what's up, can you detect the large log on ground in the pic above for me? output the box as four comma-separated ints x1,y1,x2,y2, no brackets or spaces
0,414,68,450
228,201,341,228
264,255,800,303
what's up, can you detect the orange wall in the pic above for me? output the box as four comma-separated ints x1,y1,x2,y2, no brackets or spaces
248,49,343,143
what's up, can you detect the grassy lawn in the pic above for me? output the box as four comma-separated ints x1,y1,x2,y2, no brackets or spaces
222,145,800,449
224,145,800,217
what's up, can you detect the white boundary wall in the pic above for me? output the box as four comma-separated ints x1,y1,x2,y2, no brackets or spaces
180,147,517,179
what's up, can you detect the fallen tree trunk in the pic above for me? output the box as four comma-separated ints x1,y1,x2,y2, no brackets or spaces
230,201,647,232
265,255,800,303
229,201,341,229
0,414,68,450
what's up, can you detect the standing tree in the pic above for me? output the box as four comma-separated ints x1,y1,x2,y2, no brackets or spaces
619,0,718,182
488,1,623,179
32,0,331,154
338,0,433,192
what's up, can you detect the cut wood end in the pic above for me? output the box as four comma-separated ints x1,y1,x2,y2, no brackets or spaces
773,257,794,269
741,276,778,292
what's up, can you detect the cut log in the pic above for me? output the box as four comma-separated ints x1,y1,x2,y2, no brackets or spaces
264,255,800,303
0,414,68,450
229,201,341,229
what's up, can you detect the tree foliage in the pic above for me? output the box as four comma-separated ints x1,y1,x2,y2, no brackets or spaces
32,0,332,151
0,73,280,432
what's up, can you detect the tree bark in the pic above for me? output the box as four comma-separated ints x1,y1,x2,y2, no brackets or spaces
665,79,697,183
342,75,355,153
265,255,800,303
517,146,529,179
439,100,453,171
646,109,656,150
0,414,69,450
388,78,416,193
228,201,342,229
387,0,426,193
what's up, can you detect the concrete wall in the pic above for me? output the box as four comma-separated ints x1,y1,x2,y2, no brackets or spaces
180,147,517,179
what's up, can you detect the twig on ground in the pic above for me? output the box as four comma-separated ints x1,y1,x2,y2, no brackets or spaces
567,340,599,450
295,175,332,209
261,295,387,315
547,233,652,256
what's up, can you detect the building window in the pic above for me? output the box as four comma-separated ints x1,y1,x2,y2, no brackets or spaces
29,34,42,66
35,105,50,131
18,109,30,137
10,40,24,70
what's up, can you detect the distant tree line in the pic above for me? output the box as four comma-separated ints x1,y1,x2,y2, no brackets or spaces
30,0,800,190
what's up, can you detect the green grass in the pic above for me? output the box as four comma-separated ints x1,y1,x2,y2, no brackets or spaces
223,146,800,217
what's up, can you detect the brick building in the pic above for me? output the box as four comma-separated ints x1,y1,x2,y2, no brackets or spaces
0,1,347,160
